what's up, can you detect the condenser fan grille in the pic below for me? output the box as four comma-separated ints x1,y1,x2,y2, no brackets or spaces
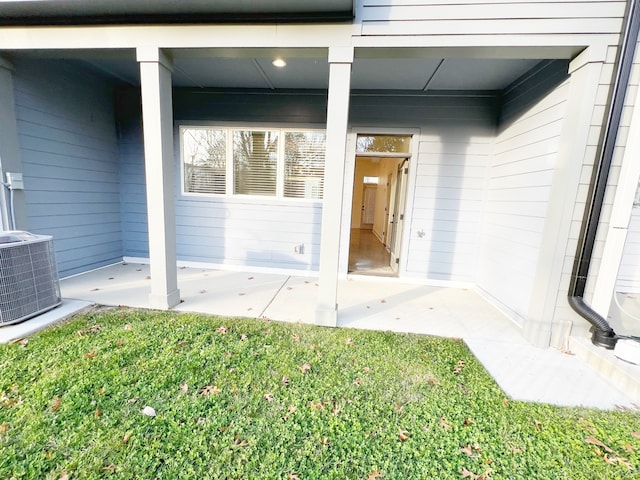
0,233,61,326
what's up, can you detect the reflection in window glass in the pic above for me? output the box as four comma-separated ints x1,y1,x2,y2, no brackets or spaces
183,128,227,194
284,131,326,199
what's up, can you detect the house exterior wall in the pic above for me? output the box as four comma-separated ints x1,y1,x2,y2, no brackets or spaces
479,60,570,324
617,205,640,292
121,88,497,280
119,89,328,272
355,1,625,37
553,40,640,342
12,58,122,277
347,93,497,282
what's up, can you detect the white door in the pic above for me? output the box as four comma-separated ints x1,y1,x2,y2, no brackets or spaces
390,159,408,272
362,185,377,227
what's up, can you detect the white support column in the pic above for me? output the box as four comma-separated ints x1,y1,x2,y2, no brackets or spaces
137,47,180,309
525,47,606,347
315,46,353,327
591,78,640,315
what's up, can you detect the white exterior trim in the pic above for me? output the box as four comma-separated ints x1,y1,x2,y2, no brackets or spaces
138,47,181,309
591,75,640,315
316,47,353,327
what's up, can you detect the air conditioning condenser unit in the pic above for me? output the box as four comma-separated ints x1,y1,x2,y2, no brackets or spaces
0,231,62,326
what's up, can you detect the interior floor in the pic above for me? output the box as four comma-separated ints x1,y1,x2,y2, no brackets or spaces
348,228,394,276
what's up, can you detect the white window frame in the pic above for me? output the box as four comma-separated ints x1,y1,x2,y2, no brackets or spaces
179,124,326,202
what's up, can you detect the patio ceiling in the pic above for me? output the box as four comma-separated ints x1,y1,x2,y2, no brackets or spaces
17,48,546,92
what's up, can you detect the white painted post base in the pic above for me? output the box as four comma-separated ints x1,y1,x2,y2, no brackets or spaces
149,290,182,311
315,305,338,327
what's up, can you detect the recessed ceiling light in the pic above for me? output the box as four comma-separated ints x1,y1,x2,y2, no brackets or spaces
272,58,286,68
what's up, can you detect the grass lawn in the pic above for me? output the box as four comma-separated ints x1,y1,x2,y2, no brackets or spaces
1,308,639,479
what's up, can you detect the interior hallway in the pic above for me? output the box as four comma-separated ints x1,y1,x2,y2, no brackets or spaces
348,228,394,275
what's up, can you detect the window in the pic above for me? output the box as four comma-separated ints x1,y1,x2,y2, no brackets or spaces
182,128,226,195
181,126,326,200
284,131,326,200
233,130,279,196
356,134,411,154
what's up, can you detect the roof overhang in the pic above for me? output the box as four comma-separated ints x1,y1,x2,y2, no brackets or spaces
0,0,355,26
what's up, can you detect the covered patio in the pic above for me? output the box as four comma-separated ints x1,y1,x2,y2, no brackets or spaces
41,262,636,410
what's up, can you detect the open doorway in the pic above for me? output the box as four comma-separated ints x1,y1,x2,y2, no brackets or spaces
348,134,411,276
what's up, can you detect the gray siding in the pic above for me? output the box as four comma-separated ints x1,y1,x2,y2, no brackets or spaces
406,127,493,282
356,0,625,36
119,88,327,271
350,92,498,282
121,88,498,278
13,59,122,277
479,60,569,323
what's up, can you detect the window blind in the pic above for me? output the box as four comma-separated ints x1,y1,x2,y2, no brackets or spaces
284,131,326,199
183,128,227,194
233,130,279,196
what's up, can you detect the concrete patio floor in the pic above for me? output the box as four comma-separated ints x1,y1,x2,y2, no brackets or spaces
2,261,639,410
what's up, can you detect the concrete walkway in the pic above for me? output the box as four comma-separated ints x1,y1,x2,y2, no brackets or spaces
2,262,638,410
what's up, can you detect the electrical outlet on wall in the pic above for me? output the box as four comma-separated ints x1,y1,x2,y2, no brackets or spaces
6,172,24,190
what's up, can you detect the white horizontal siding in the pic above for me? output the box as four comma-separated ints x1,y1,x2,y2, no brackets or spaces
357,0,625,37
617,206,640,292
406,132,492,282
13,59,122,277
479,60,569,323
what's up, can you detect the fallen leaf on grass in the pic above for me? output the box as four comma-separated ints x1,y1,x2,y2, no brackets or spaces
534,420,542,430
76,324,101,336
94,408,101,418
299,363,311,373
231,436,249,448
463,417,475,427
460,444,482,458
453,360,465,374
180,383,189,393
632,432,640,439
603,453,633,470
264,393,274,402
310,401,325,411
440,417,452,430
240,334,248,341
51,397,62,412
124,324,132,331
287,473,301,480
216,326,228,335
367,472,384,480
345,338,355,346
460,467,479,479
292,333,300,343
122,432,132,444
281,376,290,387
59,471,70,480
103,464,116,473
200,385,222,396
84,349,97,359
142,406,156,417
585,436,613,453
398,429,409,442
353,379,363,386
0,423,9,434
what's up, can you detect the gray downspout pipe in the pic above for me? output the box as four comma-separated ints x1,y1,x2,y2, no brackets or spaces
568,0,640,349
